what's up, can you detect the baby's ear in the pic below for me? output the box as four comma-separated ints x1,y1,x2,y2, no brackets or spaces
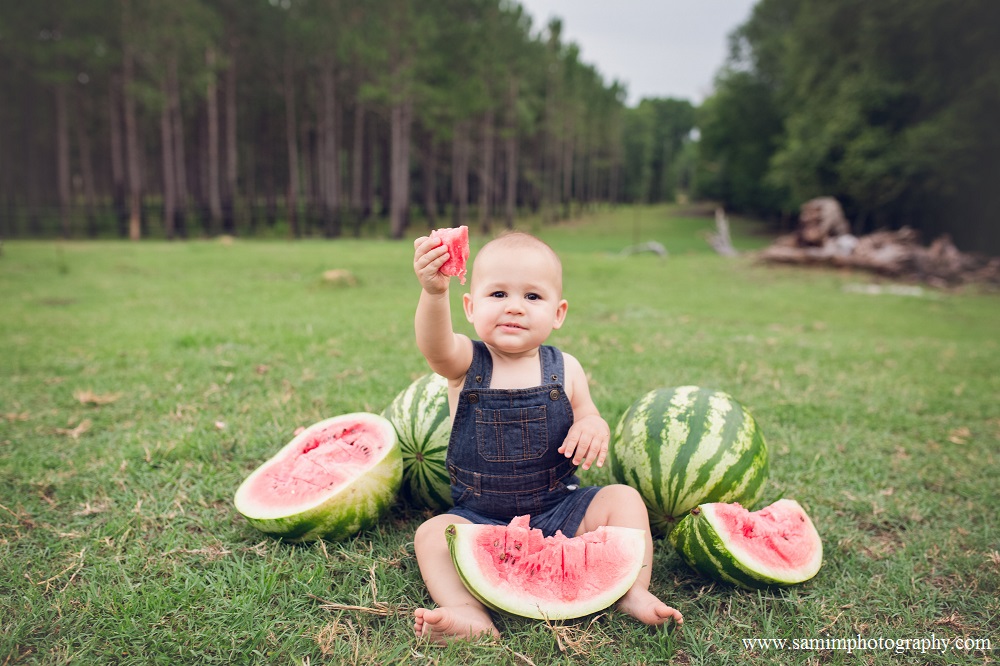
462,292,475,323
552,299,568,329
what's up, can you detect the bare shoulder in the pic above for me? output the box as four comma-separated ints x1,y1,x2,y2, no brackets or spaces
560,350,587,379
559,350,590,393
559,350,600,417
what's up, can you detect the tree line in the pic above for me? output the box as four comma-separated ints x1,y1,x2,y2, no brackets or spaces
2,0,693,241
4,0,996,253
697,0,1000,253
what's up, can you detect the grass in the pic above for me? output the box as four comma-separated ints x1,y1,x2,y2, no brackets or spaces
1,205,997,665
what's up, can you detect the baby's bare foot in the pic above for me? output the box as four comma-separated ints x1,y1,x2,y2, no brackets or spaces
413,606,499,644
617,588,683,626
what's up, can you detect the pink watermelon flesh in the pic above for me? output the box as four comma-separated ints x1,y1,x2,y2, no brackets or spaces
430,225,469,284
451,515,646,618
710,500,816,570
243,422,386,508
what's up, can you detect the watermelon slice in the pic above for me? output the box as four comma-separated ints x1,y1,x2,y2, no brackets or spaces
430,225,469,284
669,499,823,588
447,515,646,620
233,413,401,542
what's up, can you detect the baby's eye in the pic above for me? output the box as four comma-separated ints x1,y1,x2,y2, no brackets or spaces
490,291,507,299
525,293,541,301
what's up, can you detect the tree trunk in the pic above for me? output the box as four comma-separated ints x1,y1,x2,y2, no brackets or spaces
451,119,469,226
561,116,574,220
122,1,143,241
205,47,223,234
54,83,72,237
74,91,97,237
168,57,188,237
224,39,238,233
160,78,177,240
351,101,365,226
478,109,494,234
421,131,437,229
361,113,374,220
283,53,300,237
108,75,127,237
503,76,520,229
320,56,340,237
389,96,411,239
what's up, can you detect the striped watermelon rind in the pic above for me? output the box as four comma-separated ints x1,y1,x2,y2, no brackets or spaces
233,413,401,542
609,386,769,536
382,373,453,511
669,499,823,588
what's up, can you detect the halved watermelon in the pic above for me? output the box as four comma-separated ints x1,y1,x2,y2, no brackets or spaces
447,515,646,620
233,413,401,542
669,498,822,588
430,225,469,284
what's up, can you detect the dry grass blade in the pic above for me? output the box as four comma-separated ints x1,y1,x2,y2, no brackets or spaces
308,593,402,617
541,613,610,658
74,389,123,406
54,419,92,439
34,548,86,592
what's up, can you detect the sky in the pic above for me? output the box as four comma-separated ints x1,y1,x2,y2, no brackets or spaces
514,0,759,106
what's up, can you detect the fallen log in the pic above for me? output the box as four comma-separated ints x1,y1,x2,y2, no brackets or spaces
758,221,1000,287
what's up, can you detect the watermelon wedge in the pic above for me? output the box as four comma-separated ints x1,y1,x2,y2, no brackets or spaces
233,413,401,542
447,515,646,620
669,499,823,588
430,225,469,284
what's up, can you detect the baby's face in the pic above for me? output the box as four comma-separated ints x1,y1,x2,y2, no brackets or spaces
462,245,567,357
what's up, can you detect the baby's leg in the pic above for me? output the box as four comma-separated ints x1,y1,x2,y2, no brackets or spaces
413,513,499,643
576,484,683,626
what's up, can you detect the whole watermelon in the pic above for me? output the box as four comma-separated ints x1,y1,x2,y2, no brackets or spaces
382,373,453,511
610,386,768,536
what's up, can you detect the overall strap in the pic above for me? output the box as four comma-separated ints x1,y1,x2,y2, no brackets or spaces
463,340,493,390
539,345,565,385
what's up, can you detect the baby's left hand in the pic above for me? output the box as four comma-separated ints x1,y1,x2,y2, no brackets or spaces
559,415,610,470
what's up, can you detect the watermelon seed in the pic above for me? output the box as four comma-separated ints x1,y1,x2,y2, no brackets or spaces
514,541,522,550
493,539,500,547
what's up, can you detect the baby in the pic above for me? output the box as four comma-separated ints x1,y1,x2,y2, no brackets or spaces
410,231,683,643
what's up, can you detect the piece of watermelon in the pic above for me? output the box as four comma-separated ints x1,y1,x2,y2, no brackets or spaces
447,515,646,620
233,413,401,542
669,498,823,588
430,225,469,284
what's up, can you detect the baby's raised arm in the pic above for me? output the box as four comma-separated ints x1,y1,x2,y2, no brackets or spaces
413,236,473,381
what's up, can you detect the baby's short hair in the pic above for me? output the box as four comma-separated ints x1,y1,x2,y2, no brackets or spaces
478,231,561,269
473,231,563,294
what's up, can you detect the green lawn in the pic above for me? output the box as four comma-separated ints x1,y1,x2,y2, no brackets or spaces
1,206,997,665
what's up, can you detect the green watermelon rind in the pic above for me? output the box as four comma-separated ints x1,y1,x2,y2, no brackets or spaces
446,523,647,620
669,499,823,589
381,373,453,511
233,413,402,542
610,386,769,536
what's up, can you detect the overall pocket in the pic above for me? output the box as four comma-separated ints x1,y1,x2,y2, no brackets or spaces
475,405,548,462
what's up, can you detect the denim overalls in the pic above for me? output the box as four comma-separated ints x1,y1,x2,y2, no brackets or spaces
445,340,601,537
